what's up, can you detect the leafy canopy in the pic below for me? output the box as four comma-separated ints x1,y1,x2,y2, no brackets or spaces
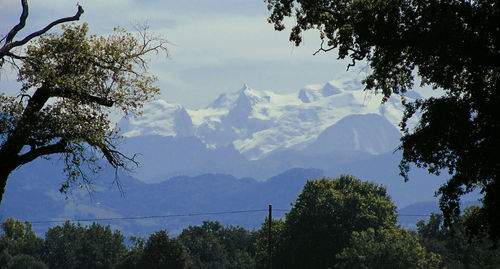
265,0,500,240
0,12,166,201
178,221,256,269
257,175,398,269
336,227,441,269
44,221,126,269
0,218,44,268
417,208,500,268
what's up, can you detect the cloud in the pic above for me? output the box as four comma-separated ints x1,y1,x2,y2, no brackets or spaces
1,0,351,108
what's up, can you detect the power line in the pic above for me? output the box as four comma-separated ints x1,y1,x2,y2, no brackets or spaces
29,209,269,224
398,214,432,217
26,208,433,225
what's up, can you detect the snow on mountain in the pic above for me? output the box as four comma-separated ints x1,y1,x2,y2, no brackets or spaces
118,99,194,137
304,113,401,155
119,78,417,159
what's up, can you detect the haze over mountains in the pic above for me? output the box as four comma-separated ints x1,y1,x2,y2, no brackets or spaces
120,79,409,159
1,77,480,236
118,78,415,182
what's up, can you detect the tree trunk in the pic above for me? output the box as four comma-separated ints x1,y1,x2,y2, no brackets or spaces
0,165,13,203
0,151,18,203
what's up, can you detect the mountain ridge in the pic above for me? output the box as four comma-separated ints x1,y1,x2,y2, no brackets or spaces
118,78,418,160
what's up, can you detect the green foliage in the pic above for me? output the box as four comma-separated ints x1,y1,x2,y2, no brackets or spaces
336,227,441,269
254,218,285,269
417,208,500,269
116,236,145,269
6,254,47,269
178,221,256,269
265,0,500,240
257,175,398,269
44,221,125,269
140,230,193,269
0,19,167,202
0,218,44,267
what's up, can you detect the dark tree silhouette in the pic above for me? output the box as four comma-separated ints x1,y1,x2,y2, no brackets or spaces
0,0,167,202
265,0,500,240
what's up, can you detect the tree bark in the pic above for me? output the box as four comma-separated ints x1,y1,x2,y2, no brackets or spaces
0,159,17,203
0,172,8,204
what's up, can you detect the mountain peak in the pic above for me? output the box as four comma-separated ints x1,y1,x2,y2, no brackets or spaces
239,83,250,92
208,84,256,109
320,81,342,97
120,79,411,159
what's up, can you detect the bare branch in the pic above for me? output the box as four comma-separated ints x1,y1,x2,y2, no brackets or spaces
10,5,84,49
2,51,27,60
4,0,29,44
313,39,336,56
87,139,139,170
0,3,84,59
16,93,31,104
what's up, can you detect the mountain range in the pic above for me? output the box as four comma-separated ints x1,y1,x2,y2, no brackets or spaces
118,78,416,182
0,78,480,236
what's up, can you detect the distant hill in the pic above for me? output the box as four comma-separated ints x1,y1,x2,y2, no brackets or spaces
0,159,323,236
0,157,478,235
0,158,480,237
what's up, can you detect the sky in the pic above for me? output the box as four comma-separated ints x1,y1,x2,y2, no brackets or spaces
0,0,359,109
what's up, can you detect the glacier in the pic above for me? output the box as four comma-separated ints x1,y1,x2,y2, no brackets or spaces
118,77,419,160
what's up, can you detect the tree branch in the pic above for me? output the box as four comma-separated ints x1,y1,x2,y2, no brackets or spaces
84,93,114,107
55,89,114,107
17,139,69,165
0,3,84,58
11,5,84,49
2,51,27,60
4,0,29,44
313,39,336,56
87,139,138,170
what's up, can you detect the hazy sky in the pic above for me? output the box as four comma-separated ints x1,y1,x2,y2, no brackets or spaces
0,0,361,108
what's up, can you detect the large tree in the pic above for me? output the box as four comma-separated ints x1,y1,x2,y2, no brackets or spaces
265,0,500,239
258,175,398,269
44,222,126,269
178,221,256,269
140,230,193,269
0,1,167,202
417,209,500,268
336,227,441,269
0,218,44,268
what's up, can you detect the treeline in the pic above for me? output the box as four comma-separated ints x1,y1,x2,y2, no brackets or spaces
1,175,499,268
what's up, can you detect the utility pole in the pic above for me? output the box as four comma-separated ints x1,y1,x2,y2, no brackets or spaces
268,204,272,269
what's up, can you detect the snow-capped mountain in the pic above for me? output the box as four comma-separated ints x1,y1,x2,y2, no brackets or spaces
119,78,418,160
119,101,195,137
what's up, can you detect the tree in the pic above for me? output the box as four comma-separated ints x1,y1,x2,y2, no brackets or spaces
336,227,441,269
254,218,285,269
417,208,500,268
178,221,256,269
140,230,193,269
0,218,44,268
44,221,126,269
6,254,47,269
0,0,167,202
261,175,397,269
115,236,146,269
265,0,500,240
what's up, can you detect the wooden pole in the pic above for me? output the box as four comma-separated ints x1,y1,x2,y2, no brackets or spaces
268,204,272,269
